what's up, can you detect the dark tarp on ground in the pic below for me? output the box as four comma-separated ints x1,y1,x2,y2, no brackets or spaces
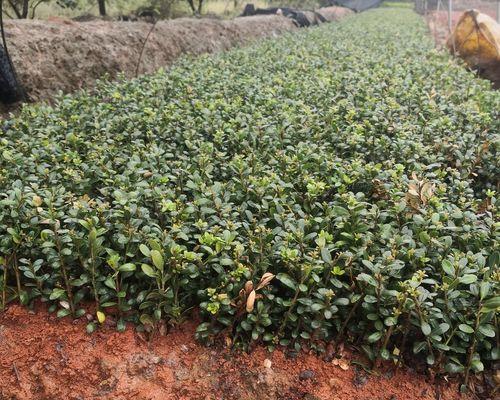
0,45,23,104
322,0,382,12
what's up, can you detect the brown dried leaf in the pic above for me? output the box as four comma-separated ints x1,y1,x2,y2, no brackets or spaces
420,182,435,204
338,359,349,370
256,272,275,290
246,290,256,313
493,370,500,385
244,281,254,294
59,301,70,310
32,195,43,207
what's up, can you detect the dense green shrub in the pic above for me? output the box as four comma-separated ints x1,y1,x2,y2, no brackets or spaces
0,9,498,382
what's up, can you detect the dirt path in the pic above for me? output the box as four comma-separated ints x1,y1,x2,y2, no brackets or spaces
0,304,469,400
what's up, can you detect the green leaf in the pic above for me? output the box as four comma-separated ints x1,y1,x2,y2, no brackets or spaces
49,288,66,300
459,274,477,285
117,318,126,332
421,322,431,336
479,282,490,300
478,324,495,338
139,244,150,257
458,324,474,334
482,296,500,312
332,206,349,217
357,273,377,287
150,250,164,271
442,260,454,276
141,263,157,278
471,360,484,372
445,362,464,374
86,323,96,334
413,341,426,354
119,263,136,272
104,277,116,290
276,273,297,290
321,247,332,263
367,331,382,343
57,309,71,318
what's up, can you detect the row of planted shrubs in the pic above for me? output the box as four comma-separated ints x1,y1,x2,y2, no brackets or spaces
0,8,498,384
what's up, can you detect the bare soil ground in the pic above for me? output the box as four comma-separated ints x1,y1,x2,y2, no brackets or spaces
0,304,471,400
316,6,353,23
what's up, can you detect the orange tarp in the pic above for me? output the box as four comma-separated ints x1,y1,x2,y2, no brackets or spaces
447,9,500,88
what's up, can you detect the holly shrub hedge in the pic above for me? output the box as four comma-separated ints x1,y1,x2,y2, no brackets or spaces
1,9,499,381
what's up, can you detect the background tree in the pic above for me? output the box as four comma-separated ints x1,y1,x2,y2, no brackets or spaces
97,0,104,15
185,0,203,14
3,0,50,18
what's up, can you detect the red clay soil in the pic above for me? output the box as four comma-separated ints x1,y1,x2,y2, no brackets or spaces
0,304,470,400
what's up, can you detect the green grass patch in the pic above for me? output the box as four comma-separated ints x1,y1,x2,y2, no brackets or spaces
381,1,414,8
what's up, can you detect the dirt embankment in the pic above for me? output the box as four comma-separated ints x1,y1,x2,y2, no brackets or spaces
1,7,351,107
0,304,469,400
3,16,295,105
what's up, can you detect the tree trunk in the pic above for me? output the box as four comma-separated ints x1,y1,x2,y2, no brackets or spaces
21,0,29,18
186,0,196,14
7,0,23,18
98,0,106,16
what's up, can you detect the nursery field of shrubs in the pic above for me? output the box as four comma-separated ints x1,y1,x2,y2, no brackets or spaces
0,9,498,382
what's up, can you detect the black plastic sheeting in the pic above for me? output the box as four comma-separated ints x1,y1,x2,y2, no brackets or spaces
322,0,382,12
241,4,314,27
0,44,23,104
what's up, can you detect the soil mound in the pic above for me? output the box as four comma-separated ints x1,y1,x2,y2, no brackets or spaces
2,15,296,104
1,6,353,107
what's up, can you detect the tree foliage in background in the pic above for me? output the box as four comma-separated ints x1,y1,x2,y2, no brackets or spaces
3,0,50,18
4,0,105,18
